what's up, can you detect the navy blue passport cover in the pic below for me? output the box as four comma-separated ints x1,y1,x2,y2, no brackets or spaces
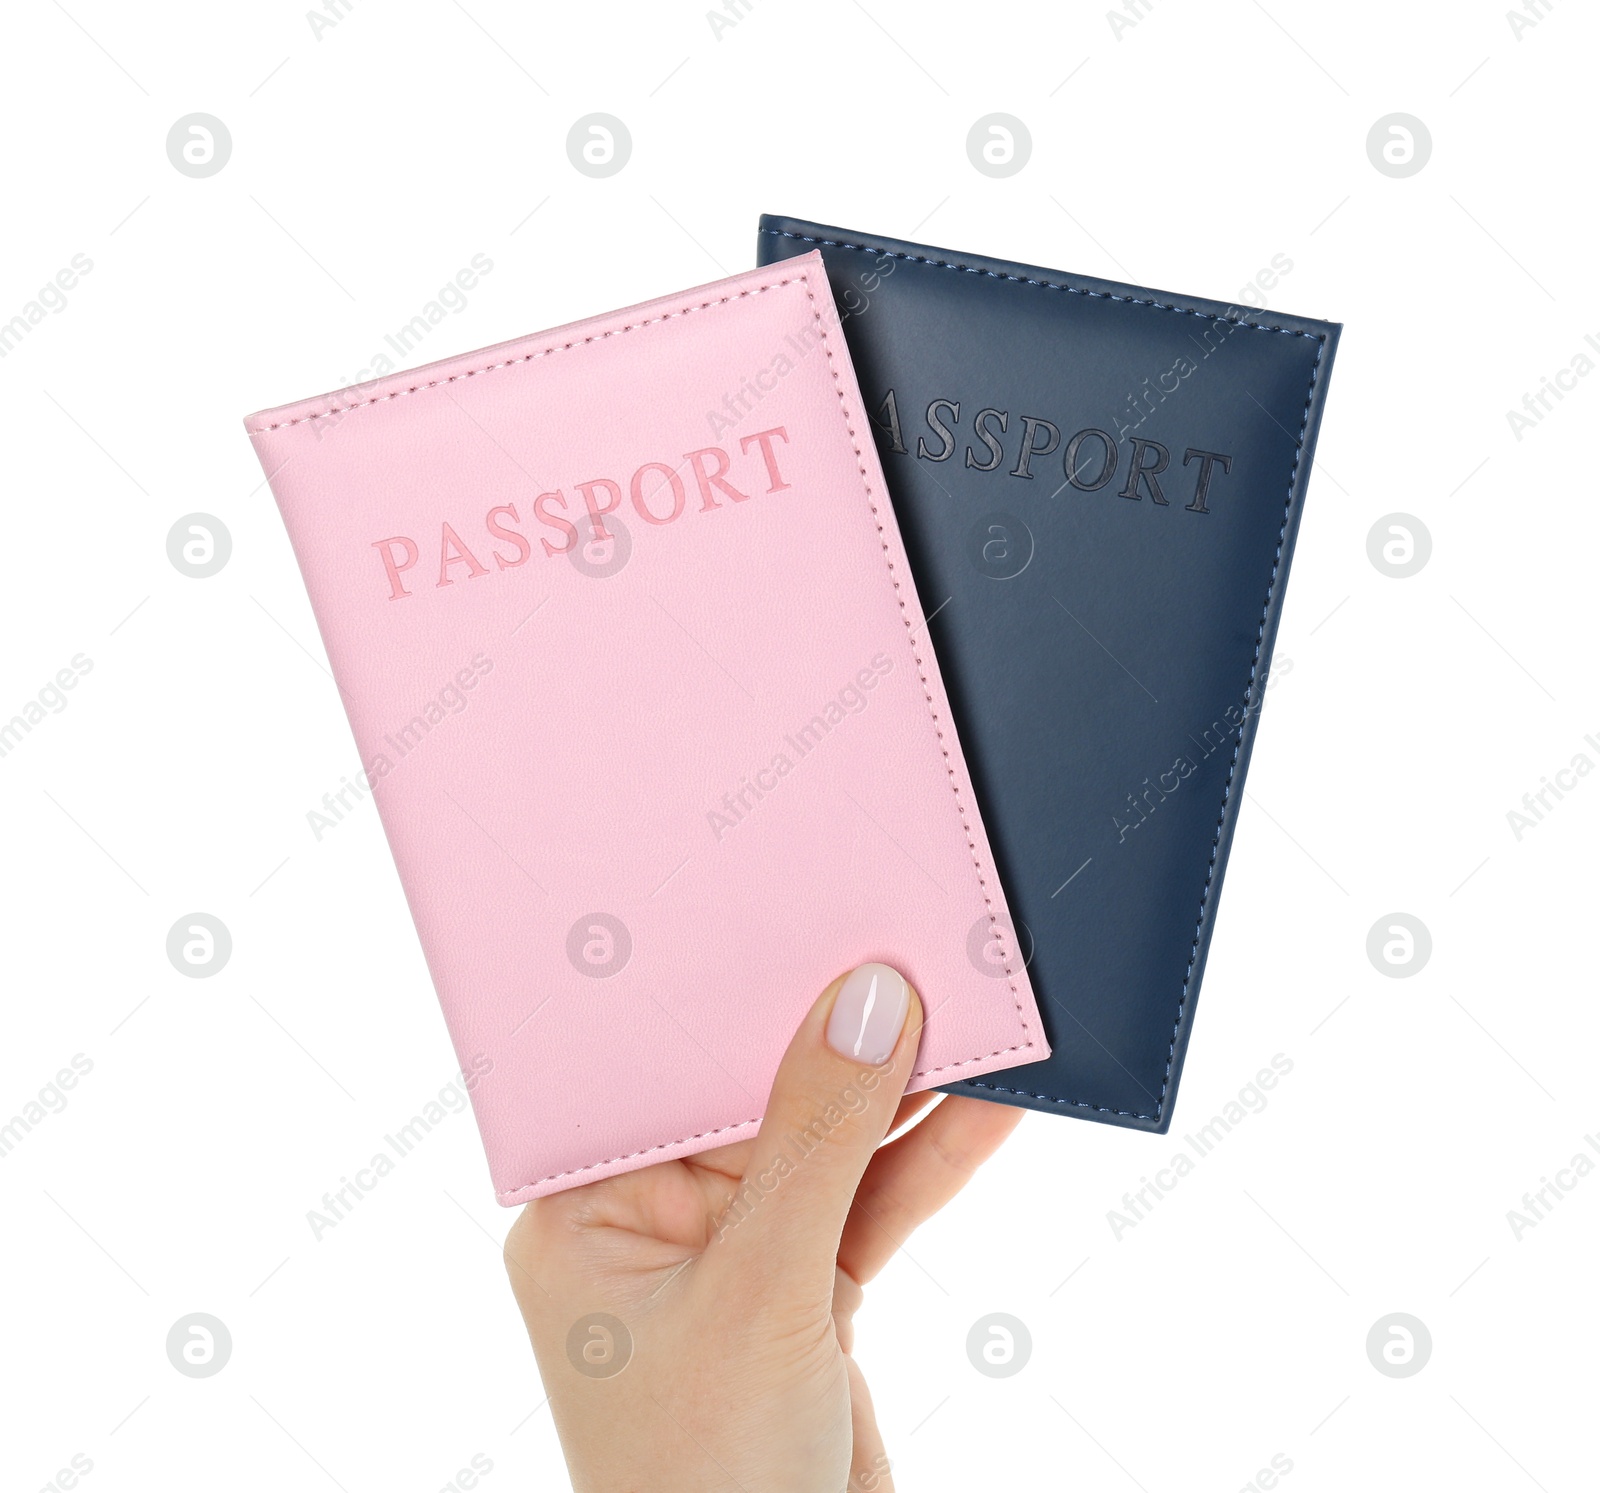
758,214,1340,1133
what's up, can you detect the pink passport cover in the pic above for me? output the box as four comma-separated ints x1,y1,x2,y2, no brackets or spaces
245,255,1046,1203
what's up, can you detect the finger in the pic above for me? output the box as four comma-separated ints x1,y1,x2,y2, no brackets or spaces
832,1264,864,1356
887,1091,937,1140
839,1094,1023,1286
708,963,923,1296
845,1354,895,1493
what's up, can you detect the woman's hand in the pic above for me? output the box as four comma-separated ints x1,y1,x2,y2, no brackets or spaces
504,962,1023,1492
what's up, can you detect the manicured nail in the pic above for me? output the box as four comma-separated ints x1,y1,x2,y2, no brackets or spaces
826,963,909,1065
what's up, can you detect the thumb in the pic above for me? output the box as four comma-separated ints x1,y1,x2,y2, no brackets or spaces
710,963,923,1294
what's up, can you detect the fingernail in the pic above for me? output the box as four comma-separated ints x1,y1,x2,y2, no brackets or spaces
826,963,909,1065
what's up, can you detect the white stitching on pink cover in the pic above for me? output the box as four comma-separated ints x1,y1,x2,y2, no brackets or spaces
494,1032,1037,1202
798,271,1034,1041
244,281,802,432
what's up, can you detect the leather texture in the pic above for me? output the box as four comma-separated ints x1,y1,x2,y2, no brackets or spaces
759,217,1340,1132
245,254,1046,1202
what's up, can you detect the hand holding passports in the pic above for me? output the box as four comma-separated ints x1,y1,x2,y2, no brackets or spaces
246,221,1339,1199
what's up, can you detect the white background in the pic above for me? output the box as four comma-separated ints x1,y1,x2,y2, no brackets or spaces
2,1,1595,1489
